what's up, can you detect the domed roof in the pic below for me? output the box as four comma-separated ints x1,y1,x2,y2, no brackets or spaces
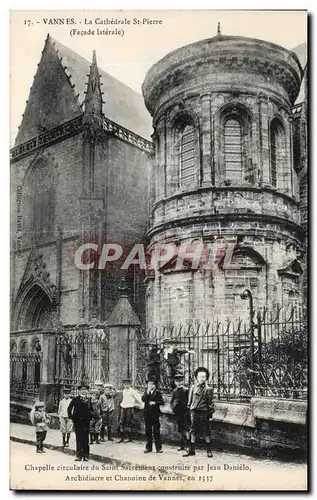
291,42,307,104
142,34,303,114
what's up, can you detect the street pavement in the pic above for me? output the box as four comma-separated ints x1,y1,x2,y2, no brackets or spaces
10,423,307,491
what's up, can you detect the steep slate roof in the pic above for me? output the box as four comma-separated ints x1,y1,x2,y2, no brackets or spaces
15,35,152,145
51,37,152,139
292,42,307,105
107,295,141,326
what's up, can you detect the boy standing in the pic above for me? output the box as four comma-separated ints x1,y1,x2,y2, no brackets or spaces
30,401,50,453
89,389,102,444
183,367,214,458
58,387,73,448
117,378,143,443
142,379,164,454
170,374,190,451
68,384,92,461
99,383,117,442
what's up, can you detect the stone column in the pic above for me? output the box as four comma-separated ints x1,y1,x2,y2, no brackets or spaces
106,279,141,389
211,94,225,186
258,94,270,186
200,93,212,186
39,332,57,412
288,115,295,199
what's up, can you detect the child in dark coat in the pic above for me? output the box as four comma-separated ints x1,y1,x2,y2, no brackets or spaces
142,379,164,453
68,384,93,461
170,374,190,451
89,389,102,444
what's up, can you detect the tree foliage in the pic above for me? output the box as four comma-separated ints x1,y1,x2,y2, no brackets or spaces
234,326,308,398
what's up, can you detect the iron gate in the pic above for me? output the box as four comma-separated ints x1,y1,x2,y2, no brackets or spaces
53,327,109,410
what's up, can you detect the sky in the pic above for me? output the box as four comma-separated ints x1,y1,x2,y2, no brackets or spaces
10,10,307,145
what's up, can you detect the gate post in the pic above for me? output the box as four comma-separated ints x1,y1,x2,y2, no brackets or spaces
106,279,141,389
39,332,56,412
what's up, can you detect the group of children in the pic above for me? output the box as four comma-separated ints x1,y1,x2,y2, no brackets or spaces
30,366,215,459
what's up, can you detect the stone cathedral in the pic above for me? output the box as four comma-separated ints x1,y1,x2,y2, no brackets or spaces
10,31,307,409
143,34,307,328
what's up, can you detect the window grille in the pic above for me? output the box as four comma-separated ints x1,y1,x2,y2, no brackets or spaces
180,124,196,187
224,119,243,183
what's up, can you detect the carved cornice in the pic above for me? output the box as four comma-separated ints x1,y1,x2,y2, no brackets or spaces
151,185,300,212
147,212,305,241
11,115,83,162
11,114,154,162
143,36,302,115
100,116,154,154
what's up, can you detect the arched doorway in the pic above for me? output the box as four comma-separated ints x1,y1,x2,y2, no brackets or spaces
11,283,54,403
14,283,53,331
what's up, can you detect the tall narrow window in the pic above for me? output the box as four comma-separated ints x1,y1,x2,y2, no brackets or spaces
180,123,196,187
270,118,287,191
224,118,243,183
32,164,55,241
24,158,56,246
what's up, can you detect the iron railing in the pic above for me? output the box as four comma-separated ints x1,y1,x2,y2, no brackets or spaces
53,328,109,409
10,351,42,402
132,306,307,401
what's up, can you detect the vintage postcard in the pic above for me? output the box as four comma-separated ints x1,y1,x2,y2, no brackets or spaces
10,9,308,491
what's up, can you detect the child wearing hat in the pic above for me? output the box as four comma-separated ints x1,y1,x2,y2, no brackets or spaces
183,366,214,458
68,384,93,461
170,374,190,451
99,383,117,442
117,378,143,443
89,389,102,444
30,401,50,453
58,387,73,448
142,378,164,453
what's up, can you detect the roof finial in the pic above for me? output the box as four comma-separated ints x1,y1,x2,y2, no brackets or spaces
217,21,221,36
83,49,103,117
118,275,128,297
92,50,97,66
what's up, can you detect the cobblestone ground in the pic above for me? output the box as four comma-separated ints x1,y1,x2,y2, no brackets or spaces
10,424,307,491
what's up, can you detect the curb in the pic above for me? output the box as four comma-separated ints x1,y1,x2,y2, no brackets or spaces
10,436,186,478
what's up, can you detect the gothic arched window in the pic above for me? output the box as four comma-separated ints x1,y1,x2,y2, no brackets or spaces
224,118,243,183
24,157,56,246
32,164,55,241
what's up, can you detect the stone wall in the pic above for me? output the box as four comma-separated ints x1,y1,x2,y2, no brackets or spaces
135,396,307,460
11,396,307,460
143,35,304,327
146,217,303,327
